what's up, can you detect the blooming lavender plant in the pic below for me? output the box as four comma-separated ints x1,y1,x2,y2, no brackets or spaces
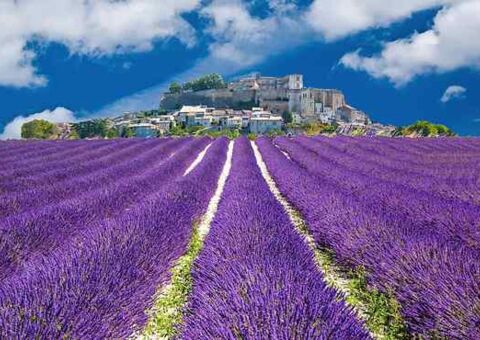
257,136,480,338
181,137,370,339
0,138,228,338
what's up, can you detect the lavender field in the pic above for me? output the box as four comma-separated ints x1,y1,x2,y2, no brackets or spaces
0,136,479,339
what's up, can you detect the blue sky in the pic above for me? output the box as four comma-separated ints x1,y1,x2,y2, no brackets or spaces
0,0,479,138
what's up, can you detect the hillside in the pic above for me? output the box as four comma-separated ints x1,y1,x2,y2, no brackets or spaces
395,120,455,137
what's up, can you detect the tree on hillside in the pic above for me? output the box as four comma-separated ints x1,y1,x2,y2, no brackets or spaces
435,124,455,136
73,119,109,139
400,121,455,137
121,127,135,138
21,119,58,139
282,111,293,124
302,122,337,136
182,73,226,92
169,82,182,94
106,128,119,139
69,129,80,140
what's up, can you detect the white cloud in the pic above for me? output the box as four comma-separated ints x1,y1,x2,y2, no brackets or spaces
441,85,467,103
201,0,308,70
0,0,200,88
340,0,480,85
93,0,461,117
95,0,310,116
0,107,76,140
6,0,475,125
305,0,447,40
0,0,468,90
200,0,464,78
265,0,299,14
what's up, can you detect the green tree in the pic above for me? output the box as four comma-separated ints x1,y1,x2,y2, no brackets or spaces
21,119,57,139
282,111,293,124
121,127,135,138
435,124,454,136
402,121,455,137
181,73,226,92
69,129,80,140
169,125,186,136
182,81,193,91
73,119,109,139
302,122,337,136
106,128,119,139
169,82,182,94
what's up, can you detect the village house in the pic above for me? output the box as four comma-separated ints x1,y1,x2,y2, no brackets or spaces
249,109,283,134
150,115,175,135
175,105,214,128
129,123,158,138
336,105,371,125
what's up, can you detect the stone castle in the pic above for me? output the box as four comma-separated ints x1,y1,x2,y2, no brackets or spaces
160,73,370,124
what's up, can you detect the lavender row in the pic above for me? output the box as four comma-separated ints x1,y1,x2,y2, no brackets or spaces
0,138,190,218
0,138,208,281
0,140,70,163
311,136,480,176
305,137,480,204
0,139,143,192
324,136,480,176
0,138,189,223
325,136,480,167
0,139,111,174
0,138,135,183
0,139,170,217
274,137,480,248
181,137,370,339
370,136,480,154
288,137,480,205
0,138,228,339
0,139,106,170
257,137,480,338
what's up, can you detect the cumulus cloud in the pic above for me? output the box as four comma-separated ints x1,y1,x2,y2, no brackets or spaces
97,0,308,115
441,85,467,103
200,0,463,78
0,107,76,140
201,0,308,70
305,0,447,40
1,0,469,90
340,0,480,85
4,0,475,124
95,0,464,116
0,0,200,88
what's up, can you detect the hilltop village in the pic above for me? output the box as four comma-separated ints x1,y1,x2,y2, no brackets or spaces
118,73,396,138
20,73,454,139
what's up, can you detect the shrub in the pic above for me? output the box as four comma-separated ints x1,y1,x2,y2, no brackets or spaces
21,120,58,139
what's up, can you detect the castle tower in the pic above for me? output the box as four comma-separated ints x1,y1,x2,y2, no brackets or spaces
288,74,303,90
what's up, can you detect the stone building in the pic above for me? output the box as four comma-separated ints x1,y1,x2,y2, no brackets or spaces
161,74,370,125
129,123,158,138
336,105,371,125
299,88,346,121
150,115,175,134
249,109,283,134
160,89,256,111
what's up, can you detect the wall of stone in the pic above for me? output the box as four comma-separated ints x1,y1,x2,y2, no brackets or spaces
257,88,289,101
160,89,257,110
259,99,289,115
